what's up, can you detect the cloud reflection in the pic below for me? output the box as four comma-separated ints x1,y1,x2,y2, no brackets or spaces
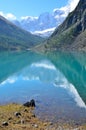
1,77,17,86
54,77,86,109
31,61,56,70
23,76,39,81
1,59,85,110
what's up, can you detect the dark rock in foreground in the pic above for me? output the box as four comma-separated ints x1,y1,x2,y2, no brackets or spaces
2,121,8,126
14,112,21,117
23,99,36,107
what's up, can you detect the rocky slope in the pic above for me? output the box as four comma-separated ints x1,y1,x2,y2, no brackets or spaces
44,0,86,51
0,15,44,50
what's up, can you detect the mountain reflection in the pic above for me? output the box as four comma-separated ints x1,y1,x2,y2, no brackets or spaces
46,51,86,105
0,51,86,108
0,51,46,83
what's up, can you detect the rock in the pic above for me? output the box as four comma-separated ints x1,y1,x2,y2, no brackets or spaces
75,123,79,126
23,102,30,107
34,124,38,128
21,119,25,124
8,117,12,120
57,126,63,130
32,124,38,128
30,99,35,107
24,109,28,112
49,122,53,125
31,114,36,118
43,123,48,126
14,112,21,117
2,121,8,126
23,99,35,107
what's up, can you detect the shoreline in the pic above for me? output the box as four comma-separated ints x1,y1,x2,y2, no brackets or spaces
0,103,86,130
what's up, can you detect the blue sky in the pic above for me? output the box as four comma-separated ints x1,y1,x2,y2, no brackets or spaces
0,0,79,20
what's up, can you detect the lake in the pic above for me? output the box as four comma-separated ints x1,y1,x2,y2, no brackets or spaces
0,51,86,125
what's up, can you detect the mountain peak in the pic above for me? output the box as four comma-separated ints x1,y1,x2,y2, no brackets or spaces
12,9,68,37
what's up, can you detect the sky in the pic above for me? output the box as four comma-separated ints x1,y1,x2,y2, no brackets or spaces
0,0,79,20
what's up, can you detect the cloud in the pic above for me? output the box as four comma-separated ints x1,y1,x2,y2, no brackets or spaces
6,13,17,20
0,11,16,20
68,0,80,12
0,11,4,16
23,76,39,81
61,0,79,13
53,0,79,18
0,0,79,22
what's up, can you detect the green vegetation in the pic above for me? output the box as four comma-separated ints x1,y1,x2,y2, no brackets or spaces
43,0,86,51
0,104,49,130
0,16,44,50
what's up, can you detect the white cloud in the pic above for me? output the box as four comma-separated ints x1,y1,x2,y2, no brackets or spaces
0,11,4,16
6,13,16,20
0,11,16,20
68,0,79,12
0,0,79,22
53,0,79,19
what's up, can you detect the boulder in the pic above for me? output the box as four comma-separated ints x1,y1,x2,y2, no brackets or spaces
30,99,35,107
23,99,35,107
14,112,21,117
2,121,8,126
23,102,30,107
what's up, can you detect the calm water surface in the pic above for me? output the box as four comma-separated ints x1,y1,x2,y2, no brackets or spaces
0,51,86,124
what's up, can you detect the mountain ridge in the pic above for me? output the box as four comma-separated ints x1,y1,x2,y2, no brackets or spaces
0,15,44,50
43,0,86,51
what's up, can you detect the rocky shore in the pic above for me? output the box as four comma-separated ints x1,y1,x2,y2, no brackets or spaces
0,101,86,130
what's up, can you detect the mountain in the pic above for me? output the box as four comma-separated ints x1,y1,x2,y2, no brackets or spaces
11,1,79,37
43,0,86,51
12,10,66,37
0,15,44,50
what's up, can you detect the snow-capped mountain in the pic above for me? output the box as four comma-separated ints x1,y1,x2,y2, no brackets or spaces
20,12,57,32
11,9,66,37
0,0,79,37
33,27,56,37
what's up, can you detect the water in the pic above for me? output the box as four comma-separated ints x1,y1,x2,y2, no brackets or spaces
0,51,86,124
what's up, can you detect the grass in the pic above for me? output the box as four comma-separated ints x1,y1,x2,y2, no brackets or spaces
0,103,86,130
0,104,50,130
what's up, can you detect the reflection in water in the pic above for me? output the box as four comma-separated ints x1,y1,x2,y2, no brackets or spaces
0,51,45,83
46,51,86,104
0,51,86,124
22,60,57,82
54,79,86,109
